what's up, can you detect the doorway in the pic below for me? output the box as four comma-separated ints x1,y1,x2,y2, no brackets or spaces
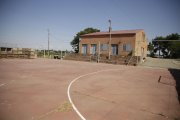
111,44,118,55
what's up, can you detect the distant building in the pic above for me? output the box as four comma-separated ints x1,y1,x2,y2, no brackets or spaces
79,29,147,58
0,47,37,59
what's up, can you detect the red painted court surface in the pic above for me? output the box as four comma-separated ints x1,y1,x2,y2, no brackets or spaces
0,59,179,120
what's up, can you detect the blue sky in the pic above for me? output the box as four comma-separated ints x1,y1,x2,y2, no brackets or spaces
0,0,179,50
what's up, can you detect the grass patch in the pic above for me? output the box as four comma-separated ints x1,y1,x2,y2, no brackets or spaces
57,101,72,112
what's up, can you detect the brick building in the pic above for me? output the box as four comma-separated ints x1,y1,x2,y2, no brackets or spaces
79,29,147,58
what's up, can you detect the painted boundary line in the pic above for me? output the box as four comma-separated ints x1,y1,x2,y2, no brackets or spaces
67,68,122,120
0,83,6,87
0,80,15,88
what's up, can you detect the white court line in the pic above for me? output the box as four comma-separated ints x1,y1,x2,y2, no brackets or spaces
0,80,15,88
0,83,6,87
67,69,122,120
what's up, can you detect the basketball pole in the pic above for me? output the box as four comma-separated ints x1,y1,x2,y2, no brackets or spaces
47,29,50,58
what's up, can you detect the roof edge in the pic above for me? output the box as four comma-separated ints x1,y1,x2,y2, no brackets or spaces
80,29,144,37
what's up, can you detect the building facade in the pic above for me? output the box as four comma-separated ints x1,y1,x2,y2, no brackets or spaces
79,29,147,58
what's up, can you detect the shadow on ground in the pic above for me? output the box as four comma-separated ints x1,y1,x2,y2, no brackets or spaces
168,69,180,103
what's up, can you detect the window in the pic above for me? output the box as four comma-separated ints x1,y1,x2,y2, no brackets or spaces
1,47,6,51
100,44,108,51
123,44,131,51
90,44,96,54
82,44,87,55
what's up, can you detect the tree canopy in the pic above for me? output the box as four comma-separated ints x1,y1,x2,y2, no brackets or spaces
71,27,100,53
148,33,180,58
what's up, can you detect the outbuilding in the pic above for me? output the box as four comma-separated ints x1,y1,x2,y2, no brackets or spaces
79,29,147,59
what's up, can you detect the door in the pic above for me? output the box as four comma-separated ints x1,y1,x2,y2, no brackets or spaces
82,44,87,55
111,44,118,55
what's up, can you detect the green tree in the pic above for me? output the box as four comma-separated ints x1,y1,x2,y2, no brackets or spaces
152,33,180,58
152,36,166,57
166,33,180,58
148,42,154,57
71,27,100,53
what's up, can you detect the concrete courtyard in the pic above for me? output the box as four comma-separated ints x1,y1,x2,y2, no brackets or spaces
0,59,179,120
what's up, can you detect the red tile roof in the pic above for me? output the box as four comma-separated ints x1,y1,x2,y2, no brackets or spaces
80,29,144,37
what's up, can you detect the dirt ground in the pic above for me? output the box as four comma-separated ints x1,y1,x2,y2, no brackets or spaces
0,58,179,120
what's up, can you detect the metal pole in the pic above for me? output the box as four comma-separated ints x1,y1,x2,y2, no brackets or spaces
98,41,100,63
48,29,50,58
159,44,160,58
61,50,62,60
108,19,112,60
44,49,45,58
